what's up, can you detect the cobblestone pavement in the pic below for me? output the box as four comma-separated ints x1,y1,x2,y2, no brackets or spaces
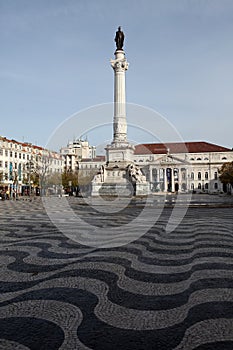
0,195,233,350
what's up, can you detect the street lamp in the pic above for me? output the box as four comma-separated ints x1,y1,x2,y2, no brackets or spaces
25,160,34,197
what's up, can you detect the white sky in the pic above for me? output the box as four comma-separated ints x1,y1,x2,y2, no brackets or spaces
0,0,233,150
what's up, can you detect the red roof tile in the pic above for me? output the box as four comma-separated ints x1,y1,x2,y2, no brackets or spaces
134,142,232,155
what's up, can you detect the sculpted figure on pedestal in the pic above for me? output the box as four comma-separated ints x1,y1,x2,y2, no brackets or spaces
128,164,147,183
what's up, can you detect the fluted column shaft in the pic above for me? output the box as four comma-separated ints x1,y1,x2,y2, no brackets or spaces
111,50,129,143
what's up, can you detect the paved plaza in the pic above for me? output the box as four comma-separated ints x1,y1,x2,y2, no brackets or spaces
0,194,233,349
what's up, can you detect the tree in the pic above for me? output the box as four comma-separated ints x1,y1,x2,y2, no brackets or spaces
219,161,233,190
78,169,97,187
61,170,79,191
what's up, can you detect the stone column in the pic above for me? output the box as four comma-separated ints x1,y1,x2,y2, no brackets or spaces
171,168,175,192
164,168,167,192
149,166,153,188
178,168,182,192
111,50,129,144
157,169,160,191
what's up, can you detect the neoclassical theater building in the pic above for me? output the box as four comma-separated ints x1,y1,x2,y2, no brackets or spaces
134,141,233,193
79,141,233,194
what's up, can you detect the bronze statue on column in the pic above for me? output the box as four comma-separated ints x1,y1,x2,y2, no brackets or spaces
115,26,124,50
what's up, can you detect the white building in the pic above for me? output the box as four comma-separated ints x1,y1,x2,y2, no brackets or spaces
0,136,63,196
134,141,233,193
60,139,96,172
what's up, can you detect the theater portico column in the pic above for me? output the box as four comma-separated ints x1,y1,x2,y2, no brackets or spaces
164,168,167,192
171,168,175,192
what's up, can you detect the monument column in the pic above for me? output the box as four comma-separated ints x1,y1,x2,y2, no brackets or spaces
106,26,134,164
92,27,150,197
111,50,129,144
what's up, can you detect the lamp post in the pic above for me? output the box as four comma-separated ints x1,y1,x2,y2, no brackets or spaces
13,170,18,199
26,160,34,197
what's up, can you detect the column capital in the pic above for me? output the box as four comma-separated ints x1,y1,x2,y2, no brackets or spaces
110,57,129,72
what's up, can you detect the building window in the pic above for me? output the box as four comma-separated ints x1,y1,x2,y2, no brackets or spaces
205,172,208,180
214,172,218,180
197,157,202,160
0,149,3,155
10,151,13,157
23,154,25,159
205,183,208,190
173,168,178,181
5,150,8,156
0,161,2,168
214,182,218,190
191,172,194,180
190,158,194,161
191,183,194,190
198,183,201,190
5,161,8,168
9,162,13,180
204,157,209,161
198,172,201,180
222,157,227,160
15,152,17,158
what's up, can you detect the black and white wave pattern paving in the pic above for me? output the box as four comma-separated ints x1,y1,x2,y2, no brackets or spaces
0,198,233,350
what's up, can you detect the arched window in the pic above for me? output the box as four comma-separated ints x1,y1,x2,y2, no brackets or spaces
198,183,201,190
174,168,179,180
205,183,209,190
214,183,218,190
191,172,194,180
214,172,218,180
197,157,202,161
198,172,201,180
222,157,227,160
191,183,194,190
190,157,195,161
205,172,208,180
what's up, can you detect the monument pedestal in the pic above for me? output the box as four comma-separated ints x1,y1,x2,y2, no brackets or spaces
92,162,149,197
135,182,150,196
105,141,135,165
92,165,134,197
